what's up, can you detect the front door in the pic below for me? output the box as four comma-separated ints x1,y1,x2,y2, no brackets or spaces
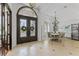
17,15,37,44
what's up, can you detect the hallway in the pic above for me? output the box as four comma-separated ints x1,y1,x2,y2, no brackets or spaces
7,38,79,56
1,3,79,56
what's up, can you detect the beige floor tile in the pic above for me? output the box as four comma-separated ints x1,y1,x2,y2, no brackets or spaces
7,38,79,56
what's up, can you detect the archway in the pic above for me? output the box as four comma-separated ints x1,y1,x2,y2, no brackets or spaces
17,5,38,44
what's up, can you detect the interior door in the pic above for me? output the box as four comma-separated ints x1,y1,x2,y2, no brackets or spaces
17,15,37,44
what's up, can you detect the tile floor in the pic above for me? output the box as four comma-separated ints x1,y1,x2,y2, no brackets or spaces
7,38,79,56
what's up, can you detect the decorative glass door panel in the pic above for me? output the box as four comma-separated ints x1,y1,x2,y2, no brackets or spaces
30,20,36,36
20,19,27,37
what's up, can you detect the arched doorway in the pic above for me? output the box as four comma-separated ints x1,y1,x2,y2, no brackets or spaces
17,6,38,44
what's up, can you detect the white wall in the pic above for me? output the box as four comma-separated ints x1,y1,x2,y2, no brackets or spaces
37,3,79,39
8,3,39,48
8,3,79,48
8,3,27,49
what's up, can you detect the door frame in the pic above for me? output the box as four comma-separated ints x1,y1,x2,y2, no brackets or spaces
16,6,38,44
1,3,12,55
17,15,37,44
1,3,12,49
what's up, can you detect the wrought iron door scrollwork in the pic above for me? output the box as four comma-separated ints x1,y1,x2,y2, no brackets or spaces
30,26,34,31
